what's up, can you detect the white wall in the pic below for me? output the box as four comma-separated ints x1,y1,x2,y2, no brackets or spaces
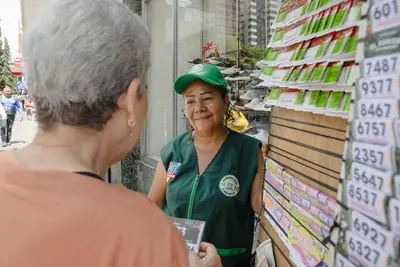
20,0,51,30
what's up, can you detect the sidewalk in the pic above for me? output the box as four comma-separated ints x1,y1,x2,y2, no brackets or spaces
0,119,37,151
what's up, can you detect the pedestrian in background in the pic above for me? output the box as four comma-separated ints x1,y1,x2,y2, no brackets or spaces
0,101,6,142
24,97,34,120
20,91,27,111
1,86,23,147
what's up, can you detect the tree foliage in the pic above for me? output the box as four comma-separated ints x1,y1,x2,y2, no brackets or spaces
239,44,269,67
225,35,269,68
123,0,142,15
0,26,17,90
4,37,11,63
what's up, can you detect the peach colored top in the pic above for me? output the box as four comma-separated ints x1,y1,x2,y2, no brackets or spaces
0,153,188,267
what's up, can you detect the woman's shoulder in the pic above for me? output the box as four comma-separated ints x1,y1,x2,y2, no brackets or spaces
230,130,260,146
161,132,190,153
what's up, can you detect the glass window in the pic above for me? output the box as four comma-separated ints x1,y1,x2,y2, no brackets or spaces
177,0,240,74
146,0,174,159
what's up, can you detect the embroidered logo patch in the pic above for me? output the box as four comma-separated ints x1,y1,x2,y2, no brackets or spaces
189,64,203,73
219,175,240,197
167,161,182,180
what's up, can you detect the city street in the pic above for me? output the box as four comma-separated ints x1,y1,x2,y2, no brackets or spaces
0,118,37,151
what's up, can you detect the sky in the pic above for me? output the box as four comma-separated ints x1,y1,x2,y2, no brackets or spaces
0,0,21,60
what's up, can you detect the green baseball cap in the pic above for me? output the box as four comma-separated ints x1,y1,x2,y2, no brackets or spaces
173,64,228,95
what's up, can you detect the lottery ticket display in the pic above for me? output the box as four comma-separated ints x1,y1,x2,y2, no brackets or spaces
335,0,400,266
259,0,363,118
263,158,331,267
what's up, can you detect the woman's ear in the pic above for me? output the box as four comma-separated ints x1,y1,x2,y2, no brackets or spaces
224,94,230,109
117,78,141,118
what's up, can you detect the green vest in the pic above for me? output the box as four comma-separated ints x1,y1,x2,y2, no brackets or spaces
161,130,259,267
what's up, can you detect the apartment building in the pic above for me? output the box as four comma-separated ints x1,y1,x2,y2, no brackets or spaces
265,0,278,44
240,0,258,46
240,0,278,47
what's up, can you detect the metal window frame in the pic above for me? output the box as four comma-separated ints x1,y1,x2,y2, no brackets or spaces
140,0,179,167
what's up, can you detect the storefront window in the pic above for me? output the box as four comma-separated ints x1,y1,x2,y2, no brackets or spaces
146,0,174,160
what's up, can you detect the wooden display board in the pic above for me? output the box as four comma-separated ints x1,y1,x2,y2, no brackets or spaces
258,106,347,266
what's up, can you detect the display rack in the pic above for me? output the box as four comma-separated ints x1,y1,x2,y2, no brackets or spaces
255,0,369,265
257,107,347,266
332,0,400,266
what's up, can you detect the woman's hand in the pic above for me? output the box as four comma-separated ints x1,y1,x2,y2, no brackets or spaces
188,242,222,267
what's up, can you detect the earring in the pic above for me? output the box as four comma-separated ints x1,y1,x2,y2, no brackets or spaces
128,119,136,137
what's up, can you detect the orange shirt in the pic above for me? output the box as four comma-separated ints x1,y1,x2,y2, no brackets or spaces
0,152,188,267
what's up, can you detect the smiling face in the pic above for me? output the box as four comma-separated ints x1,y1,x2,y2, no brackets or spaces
183,80,229,134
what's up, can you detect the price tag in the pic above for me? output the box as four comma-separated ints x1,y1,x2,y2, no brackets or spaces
346,230,390,267
350,210,395,257
371,0,400,33
351,142,396,172
388,198,400,235
350,162,393,195
336,253,357,267
346,181,387,224
358,74,400,99
394,175,400,199
352,119,395,146
357,99,399,119
364,53,400,77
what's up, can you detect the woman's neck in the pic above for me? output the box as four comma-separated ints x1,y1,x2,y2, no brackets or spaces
194,125,228,147
15,125,110,178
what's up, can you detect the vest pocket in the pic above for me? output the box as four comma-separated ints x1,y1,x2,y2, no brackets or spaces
216,247,246,257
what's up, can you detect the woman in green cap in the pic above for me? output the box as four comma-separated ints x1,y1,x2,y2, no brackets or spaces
149,63,264,267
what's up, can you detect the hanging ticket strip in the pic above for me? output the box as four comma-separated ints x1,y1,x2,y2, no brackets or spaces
262,157,334,266
257,106,348,266
333,0,400,266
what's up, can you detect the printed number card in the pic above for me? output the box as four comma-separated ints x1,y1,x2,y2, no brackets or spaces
345,230,390,267
388,198,400,235
358,74,400,99
335,0,400,266
345,180,387,224
356,99,400,120
351,141,396,172
350,162,393,196
350,210,395,257
352,119,396,146
371,0,400,33
363,53,400,77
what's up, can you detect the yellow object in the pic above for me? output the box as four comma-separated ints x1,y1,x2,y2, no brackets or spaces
225,109,248,132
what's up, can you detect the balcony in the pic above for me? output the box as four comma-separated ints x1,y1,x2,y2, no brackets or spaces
249,27,257,33
249,13,257,19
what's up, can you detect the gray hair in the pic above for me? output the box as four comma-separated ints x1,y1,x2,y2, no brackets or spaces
22,0,150,129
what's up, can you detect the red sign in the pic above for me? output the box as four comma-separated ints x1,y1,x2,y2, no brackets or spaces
14,52,24,68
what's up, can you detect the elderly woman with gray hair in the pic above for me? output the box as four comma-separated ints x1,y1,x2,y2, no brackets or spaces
0,0,221,267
